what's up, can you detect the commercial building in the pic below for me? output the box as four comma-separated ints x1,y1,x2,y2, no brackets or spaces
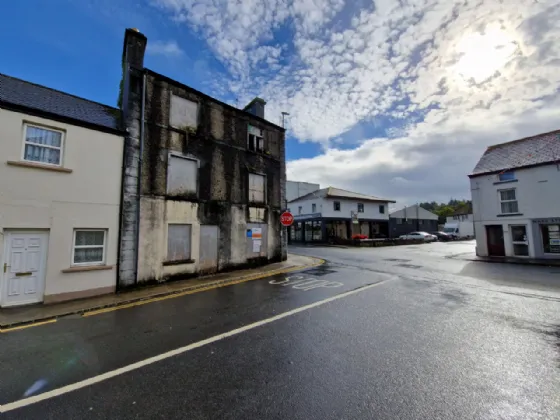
389,205,439,238
287,187,395,243
0,74,125,306
286,181,320,203
119,29,287,286
470,130,560,260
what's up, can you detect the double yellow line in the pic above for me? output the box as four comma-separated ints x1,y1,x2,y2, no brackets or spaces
1,259,325,332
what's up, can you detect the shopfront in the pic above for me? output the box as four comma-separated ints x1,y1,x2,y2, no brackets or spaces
288,215,389,244
532,218,560,258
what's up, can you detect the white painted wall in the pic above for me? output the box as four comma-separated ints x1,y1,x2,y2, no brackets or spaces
290,196,389,220
446,214,474,223
286,181,320,202
0,109,123,302
471,164,560,258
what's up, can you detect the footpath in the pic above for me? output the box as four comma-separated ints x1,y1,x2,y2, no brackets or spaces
0,254,323,329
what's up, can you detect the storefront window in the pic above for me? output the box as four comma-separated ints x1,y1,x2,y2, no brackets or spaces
294,222,303,241
542,224,560,254
305,222,313,242
312,221,322,241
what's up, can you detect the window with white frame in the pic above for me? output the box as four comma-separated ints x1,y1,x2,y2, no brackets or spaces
357,203,364,213
312,203,317,213
167,224,192,261
249,173,266,203
23,124,64,166
298,206,303,215
333,201,341,211
170,95,198,129
248,125,264,152
167,154,198,195
499,189,519,214
73,230,106,265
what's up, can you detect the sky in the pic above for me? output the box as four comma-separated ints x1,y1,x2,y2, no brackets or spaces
1,0,559,207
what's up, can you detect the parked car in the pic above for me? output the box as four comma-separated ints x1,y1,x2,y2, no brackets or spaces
399,231,437,242
431,231,452,242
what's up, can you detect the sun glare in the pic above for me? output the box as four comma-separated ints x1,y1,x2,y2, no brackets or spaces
454,26,517,83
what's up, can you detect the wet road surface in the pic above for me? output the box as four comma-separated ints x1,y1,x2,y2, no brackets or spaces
1,242,560,419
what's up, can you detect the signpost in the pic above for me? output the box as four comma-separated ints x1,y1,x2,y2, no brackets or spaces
280,211,294,227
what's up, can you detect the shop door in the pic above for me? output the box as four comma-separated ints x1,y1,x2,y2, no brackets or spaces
486,225,505,256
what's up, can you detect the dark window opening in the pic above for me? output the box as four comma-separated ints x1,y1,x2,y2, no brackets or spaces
248,134,264,152
357,203,364,213
129,74,141,95
379,204,385,214
333,201,341,211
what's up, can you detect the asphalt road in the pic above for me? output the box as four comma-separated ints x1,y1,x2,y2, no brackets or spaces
1,241,560,419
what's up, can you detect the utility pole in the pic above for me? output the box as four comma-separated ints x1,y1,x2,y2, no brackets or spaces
281,112,290,128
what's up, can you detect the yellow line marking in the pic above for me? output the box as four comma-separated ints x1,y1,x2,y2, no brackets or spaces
82,260,325,317
0,318,57,333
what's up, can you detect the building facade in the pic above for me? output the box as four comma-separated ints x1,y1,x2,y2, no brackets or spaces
119,29,287,286
287,187,394,243
389,205,439,237
0,74,124,306
470,130,560,260
286,181,320,203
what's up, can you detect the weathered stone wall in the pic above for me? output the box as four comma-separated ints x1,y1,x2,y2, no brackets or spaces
133,72,285,282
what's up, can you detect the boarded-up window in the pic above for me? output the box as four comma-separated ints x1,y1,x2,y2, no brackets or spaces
170,95,198,129
249,173,265,203
168,155,198,195
247,125,264,152
167,224,192,261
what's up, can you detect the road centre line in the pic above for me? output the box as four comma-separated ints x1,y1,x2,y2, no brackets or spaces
0,277,391,414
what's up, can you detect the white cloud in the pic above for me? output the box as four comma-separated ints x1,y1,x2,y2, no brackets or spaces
150,0,560,204
147,40,185,57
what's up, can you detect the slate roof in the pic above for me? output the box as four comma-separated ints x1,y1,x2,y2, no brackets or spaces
289,186,395,203
0,73,122,132
470,130,560,177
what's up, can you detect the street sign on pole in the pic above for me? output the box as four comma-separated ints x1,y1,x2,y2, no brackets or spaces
280,211,294,227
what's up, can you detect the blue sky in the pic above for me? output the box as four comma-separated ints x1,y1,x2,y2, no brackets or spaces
2,0,559,205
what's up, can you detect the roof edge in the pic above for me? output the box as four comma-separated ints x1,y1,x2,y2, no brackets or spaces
486,128,560,151
145,68,285,132
0,72,120,112
468,159,560,178
0,100,125,136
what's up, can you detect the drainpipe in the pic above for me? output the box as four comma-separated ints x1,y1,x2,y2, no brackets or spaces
134,71,146,285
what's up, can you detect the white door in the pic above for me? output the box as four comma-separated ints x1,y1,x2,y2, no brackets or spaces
2,232,48,307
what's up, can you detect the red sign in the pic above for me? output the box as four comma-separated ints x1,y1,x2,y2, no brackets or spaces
280,211,294,227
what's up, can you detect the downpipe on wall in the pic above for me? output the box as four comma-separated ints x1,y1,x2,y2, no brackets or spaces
134,71,147,286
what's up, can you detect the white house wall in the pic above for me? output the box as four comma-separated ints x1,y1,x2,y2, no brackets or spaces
290,197,389,220
471,164,560,258
0,109,123,303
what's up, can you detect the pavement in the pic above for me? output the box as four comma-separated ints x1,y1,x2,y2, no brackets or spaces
0,254,322,329
1,240,559,419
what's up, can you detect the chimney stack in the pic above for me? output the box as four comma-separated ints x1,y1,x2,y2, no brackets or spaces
123,28,147,70
243,97,266,119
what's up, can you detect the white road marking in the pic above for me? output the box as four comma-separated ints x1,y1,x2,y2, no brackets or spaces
269,275,343,291
0,278,391,414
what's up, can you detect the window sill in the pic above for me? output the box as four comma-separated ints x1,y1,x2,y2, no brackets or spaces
7,160,72,173
493,179,518,185
497,213,523,217
162,259,195,266
62,265,113,273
